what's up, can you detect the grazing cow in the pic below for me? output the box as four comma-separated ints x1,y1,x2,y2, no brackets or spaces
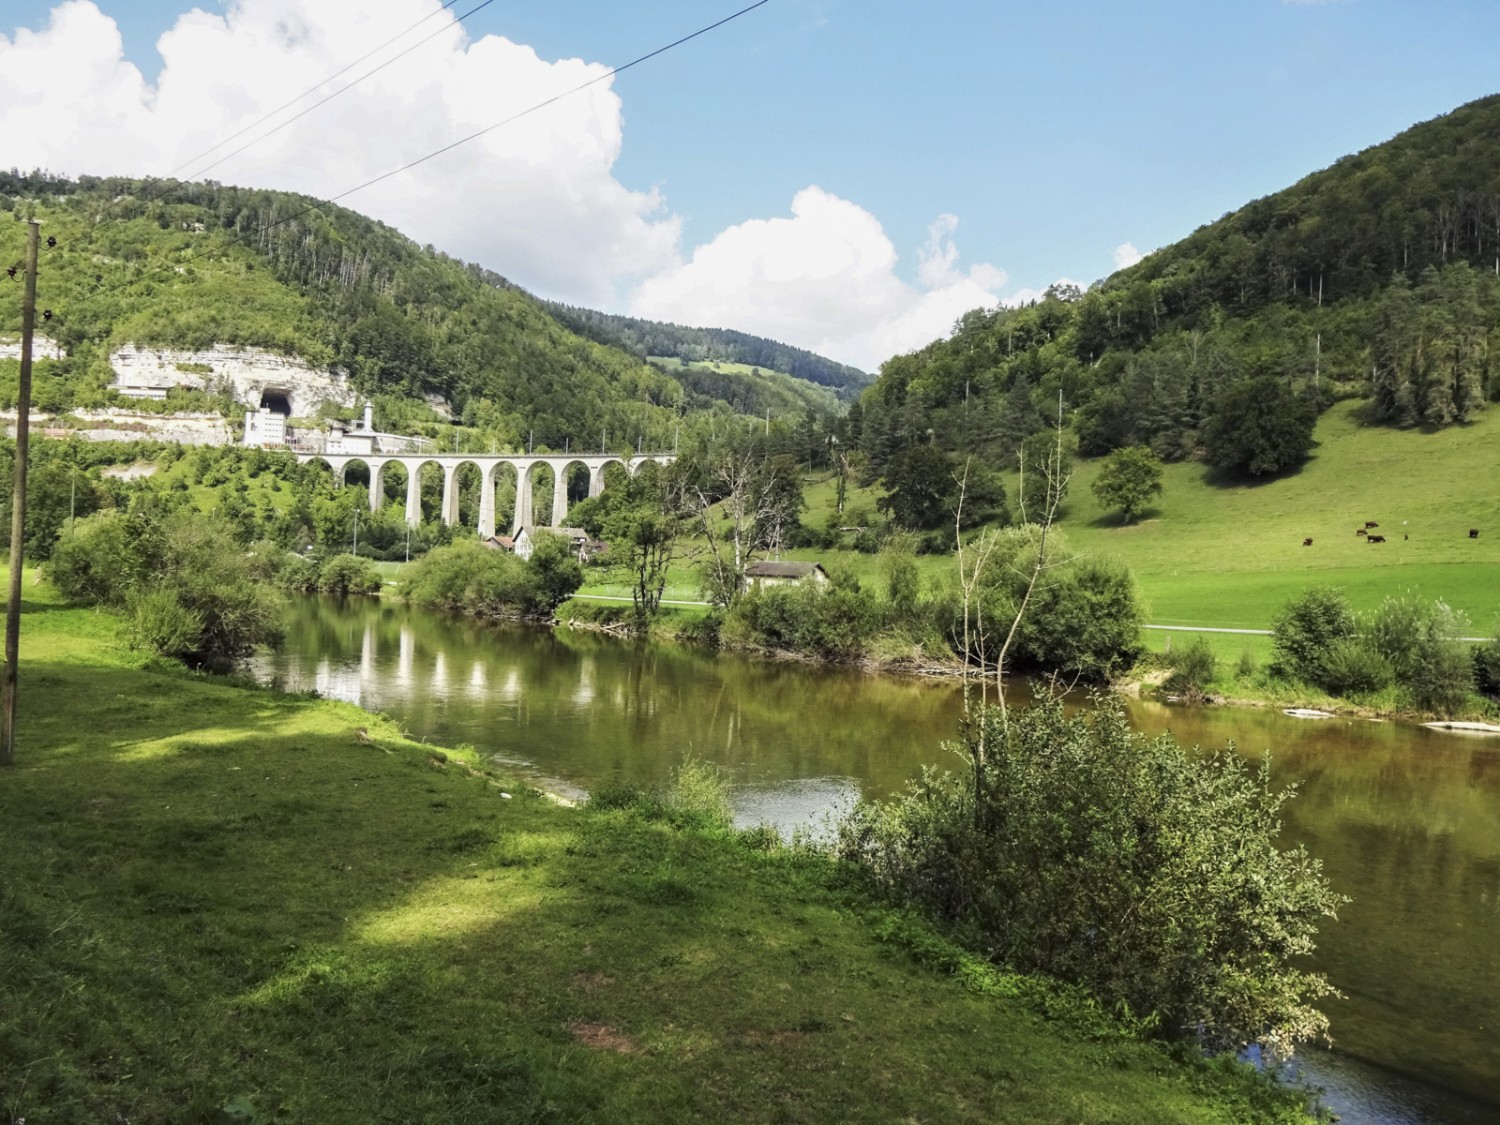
1367,534,1386,543
1356,528,1367,537
1470,528,1480,539
1365,521,1380,529
1302,538,1313,547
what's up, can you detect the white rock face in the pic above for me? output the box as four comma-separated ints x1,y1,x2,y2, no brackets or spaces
71,409,234,446
0,335,64,361
108,345,356,417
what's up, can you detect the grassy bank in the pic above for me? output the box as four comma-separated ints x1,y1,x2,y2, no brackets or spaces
0,581,1315,1124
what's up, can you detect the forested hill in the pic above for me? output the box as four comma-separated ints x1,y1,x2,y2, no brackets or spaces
861,94,1500,483
546,305,872,399
0,171,796,450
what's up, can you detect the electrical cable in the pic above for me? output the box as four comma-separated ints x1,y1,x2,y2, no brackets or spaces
178,0,501,187
101,0,774,296
92,0,479,220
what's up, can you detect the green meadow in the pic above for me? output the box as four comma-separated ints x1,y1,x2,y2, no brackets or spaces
0,577,1312,1125
1061,400,1500,634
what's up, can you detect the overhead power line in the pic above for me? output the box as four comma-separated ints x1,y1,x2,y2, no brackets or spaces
101,0,774,295
177,0,501,188
168,0,467,182
95,0,482,220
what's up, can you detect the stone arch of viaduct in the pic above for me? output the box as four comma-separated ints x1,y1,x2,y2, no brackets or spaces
295,453,675,538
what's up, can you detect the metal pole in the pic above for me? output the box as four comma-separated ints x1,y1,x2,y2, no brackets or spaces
2,221,41,767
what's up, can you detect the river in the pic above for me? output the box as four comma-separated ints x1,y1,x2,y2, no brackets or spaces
252,595,1500,1125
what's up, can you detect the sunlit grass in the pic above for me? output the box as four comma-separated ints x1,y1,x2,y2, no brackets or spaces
0,579,1310,1124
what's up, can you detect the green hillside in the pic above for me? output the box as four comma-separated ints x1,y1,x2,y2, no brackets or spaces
856,94,1500,496
547,304,871,400
1062,399,1500,631
0,172,811,449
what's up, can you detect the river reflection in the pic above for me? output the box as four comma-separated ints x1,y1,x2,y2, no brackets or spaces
255,596,1500,1125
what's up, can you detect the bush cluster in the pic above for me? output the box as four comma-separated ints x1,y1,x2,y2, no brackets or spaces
839,698,1345,1061
401,536,581,619
1270,586,1481,715
48,500,284,670
722,572,882,661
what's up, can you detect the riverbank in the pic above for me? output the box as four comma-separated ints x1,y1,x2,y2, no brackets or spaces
1,583,1315,1124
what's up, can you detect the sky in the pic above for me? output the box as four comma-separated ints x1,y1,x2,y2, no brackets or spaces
4,0,1500,372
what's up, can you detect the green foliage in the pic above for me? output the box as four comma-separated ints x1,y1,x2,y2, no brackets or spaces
724,574,883,661
1363,595,1474,715
317,553,383,596
1474,629,1500,697
49,502,285,670
1091,445,1162,523
548,305,872,399
1164,635,1217,696
878,446,1008,539
838,698,1345,1062
1270,586,1357,684
401,538,579,619
1318,638,1394,696
942,528,1142,680
1203,378,1318,477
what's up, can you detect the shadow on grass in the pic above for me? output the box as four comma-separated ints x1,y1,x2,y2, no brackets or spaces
2,658,1313,1125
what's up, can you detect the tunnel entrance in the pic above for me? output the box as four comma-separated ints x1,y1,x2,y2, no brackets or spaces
259,388,292,416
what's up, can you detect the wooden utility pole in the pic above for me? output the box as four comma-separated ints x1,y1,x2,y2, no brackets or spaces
2,220,40,767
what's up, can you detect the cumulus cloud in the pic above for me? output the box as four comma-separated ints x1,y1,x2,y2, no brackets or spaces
630,190,1007,371
0,0,678,304
1113,241,1144,270
2,2,1010,371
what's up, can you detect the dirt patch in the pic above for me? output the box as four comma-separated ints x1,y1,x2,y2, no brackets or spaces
567,1022,639,1054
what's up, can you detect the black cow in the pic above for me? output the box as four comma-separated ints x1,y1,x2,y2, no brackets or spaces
1365,521,1380,529
1302,538,1313,547
1367,534,1386,543
1470,529,1480,539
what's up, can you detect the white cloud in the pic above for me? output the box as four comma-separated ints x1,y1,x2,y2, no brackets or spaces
1,2,1010,372
629,189,1007,371
1113,241,1144,270
0,0,678,305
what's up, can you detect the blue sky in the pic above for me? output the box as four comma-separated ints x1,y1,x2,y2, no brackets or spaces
4,1,1500,369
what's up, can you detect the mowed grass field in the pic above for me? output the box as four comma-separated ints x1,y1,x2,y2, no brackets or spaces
1061,401,1500,633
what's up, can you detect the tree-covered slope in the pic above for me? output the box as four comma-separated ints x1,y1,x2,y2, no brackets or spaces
0,172,801,449
858,94,1500,487
546,304,872,399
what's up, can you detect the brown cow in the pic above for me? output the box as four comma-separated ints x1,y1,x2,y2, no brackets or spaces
1302,538,1313,547
1355,528,1367,537
1367,534,1386,543
1365,521,1380,529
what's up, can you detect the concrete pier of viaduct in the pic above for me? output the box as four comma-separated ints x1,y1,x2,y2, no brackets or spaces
296,452,675,538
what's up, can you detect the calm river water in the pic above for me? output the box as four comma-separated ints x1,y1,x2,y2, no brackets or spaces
253,596,1500,1125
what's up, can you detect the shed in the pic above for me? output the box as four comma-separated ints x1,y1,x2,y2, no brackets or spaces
742,561,829,591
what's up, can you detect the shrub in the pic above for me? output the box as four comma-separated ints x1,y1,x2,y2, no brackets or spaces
317,553,382,596
838,698,1345,1061
1475,631,1500,698
47,503,284,670
1163,635,1216,696
1365,596,1474,715
1318,638,1394,696
1271,586,1357,684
